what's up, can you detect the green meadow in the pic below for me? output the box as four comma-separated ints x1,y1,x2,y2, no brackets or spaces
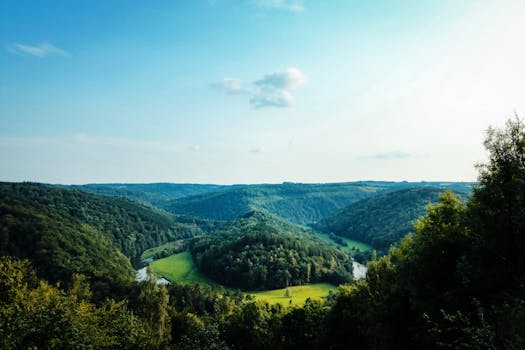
341,237,373,252
250,283,336,306
150,252,337,305
150,251,220,287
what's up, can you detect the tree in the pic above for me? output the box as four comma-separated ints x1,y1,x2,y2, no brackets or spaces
285,287,292,298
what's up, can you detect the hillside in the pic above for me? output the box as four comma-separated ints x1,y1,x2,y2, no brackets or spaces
163,182,473,225
0,183,204,260
316,187,468,250
0,192,133,288
68,183,236,206
164,182,391,224
190,210,353,290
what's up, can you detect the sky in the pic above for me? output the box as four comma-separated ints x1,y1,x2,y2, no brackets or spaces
1,0,524,184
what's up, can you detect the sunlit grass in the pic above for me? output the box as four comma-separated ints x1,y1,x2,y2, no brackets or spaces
149,252,337,305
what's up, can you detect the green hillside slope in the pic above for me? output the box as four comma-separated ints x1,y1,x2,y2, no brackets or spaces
0,183,204,259
164,182,473,225
165,182,391,224
69,183,235,206
317,187,468,250
0,193,133,287
190,210,353,290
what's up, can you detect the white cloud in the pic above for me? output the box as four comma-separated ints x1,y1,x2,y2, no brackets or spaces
210,77,247,94
6,42,70,57
252,0,304,12
214,67,307,108
255,67,307,90
188,145,201,152
251,67,307,108
250,87,295,108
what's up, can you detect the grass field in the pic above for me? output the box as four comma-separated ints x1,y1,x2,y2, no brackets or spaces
149,252,337,305
341,237,373,252
313,231,373,254
140,240,185,261
250,283,336,306
150,252,220,287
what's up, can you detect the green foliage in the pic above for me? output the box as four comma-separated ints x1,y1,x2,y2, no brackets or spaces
69,183,233,206
322,118,525,350
165,182,393,224
164,182,473,225
0,192,134,289
0,182,203,260
150,252,219,287
190,211,353,290
140,239,186,261
0,257,151,349
317,187,469,252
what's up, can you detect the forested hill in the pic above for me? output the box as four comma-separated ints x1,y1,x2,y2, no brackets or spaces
0,183,204,259
164,182,391,224
162,182,473,225
68,183,237,206
190,210,353,290
0,189,134,288
316,187,468,251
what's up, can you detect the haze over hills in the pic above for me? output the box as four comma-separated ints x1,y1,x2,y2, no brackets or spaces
68,183,238,207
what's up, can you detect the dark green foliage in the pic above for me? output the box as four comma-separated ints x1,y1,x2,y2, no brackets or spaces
322,118,525,350
0,192,133,288
317,187,469,251
0,257,152,349
190,210,353,290
0,182,204,259
2,118,523,349
165,182,426,224
164,182,473,225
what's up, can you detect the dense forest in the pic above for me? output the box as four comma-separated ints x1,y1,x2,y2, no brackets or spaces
163,181,472,225
0,183,204,260
190,210,353,290
316,187,469,252
0,119,524,348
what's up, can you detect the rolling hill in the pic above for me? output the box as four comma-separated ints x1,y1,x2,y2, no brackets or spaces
316,187,469,251
190,210,353,290
164,182,392,224
163,181,473,225
0,183,205,260
0,190,134,288
68,182,236,206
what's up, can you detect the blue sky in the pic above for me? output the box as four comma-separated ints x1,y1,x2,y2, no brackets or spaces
1,0,524,184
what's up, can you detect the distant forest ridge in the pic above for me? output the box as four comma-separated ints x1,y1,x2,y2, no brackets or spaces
69,180,474,201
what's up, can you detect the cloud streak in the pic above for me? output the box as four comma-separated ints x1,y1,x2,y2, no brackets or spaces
7,42,70,57
252,0,304,12
358,151,412,160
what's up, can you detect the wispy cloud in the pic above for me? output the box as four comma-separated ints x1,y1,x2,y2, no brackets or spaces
213,67,307,108
210,77,247,95
6,42,70,58
252,0,304,12
251,67,307,108
250,145,265,153
358,151,412,160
